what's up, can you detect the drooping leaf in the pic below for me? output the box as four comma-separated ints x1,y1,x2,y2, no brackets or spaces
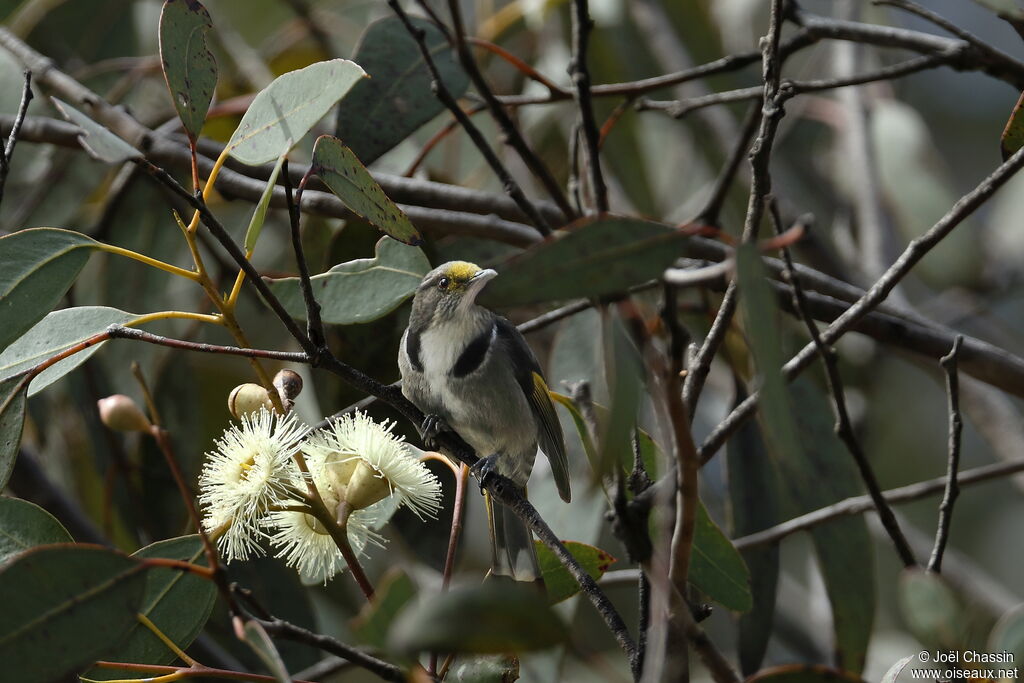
1001,89,1024,161
479,217,688,308
728,386,783,675
880,655,914,683
747,665,867,682
51,98,141,164
311,135,421,245
548,392,598,468
690,502,751,613
335,15,469,165
0,306,138,396
266,236,430,324
351,569,416,649
0,374,28,490
159,0,217,140
597,312,645,476
242,620,291,683
0,545,148,683
0,498,73,564
534,540,616,604
226,59,366,166
899,568,964,650
88,536,216,679
389,583,568,654
0,228,99,354
244,152,285,252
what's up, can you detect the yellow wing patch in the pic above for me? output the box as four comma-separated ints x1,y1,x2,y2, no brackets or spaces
531,372,571,503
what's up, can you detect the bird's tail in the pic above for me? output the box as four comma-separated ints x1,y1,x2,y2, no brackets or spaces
485,491,542,582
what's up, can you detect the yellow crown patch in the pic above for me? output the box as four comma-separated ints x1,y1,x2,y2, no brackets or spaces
445,261,481,282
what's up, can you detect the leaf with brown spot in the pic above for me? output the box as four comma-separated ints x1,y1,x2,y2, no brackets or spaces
534,540,616,604
159,0,217,140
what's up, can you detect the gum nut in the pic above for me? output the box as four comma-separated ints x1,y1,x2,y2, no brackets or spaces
344,460,392,511
97,394,151,433
273,369,303,400
228,383,274,419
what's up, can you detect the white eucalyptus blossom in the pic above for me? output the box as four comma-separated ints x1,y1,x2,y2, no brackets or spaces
198,407,305,562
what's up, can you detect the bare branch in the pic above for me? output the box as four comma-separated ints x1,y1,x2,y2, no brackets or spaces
569,0,608,213
928,335,964,573
0,70,32,205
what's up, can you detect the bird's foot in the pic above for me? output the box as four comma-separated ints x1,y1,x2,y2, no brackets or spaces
419,414,450,450
470,454,501,495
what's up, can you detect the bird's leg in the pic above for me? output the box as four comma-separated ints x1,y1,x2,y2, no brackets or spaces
419,414,451,450
470,453,501,494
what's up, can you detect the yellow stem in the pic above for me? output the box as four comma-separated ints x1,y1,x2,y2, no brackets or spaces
136,612,199,667
97,243,198,281
225,250,253,311
128,310,223,327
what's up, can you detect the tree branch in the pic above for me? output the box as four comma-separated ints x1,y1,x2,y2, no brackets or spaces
569,0,608,213
0,69,32,206
928,335,964,573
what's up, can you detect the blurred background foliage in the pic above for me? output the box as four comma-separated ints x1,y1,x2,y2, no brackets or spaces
2,0,1024,681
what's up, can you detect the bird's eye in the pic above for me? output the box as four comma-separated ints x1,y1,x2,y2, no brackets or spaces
437,277,450,290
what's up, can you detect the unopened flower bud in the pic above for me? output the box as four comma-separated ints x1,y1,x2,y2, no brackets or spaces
343,460,393,511
274,369,303,401
97,394,151,433
228,383,274,419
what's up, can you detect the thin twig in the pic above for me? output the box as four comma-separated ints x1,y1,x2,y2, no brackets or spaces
697,103,761,228
444,0,576,223
107,325,309,362
387,1,553,236
569,0,608,213
0,69,32,205
282,160,326,356
734,456,1024,550
928,335,964,573
698,143,1024,464
766,199,916,567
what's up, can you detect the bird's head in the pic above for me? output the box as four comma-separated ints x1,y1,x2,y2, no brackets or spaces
410,261,497,325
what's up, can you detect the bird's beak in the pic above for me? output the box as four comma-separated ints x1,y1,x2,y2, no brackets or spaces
466,268,497,302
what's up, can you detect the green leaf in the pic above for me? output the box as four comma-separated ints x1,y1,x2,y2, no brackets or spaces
226,59,366,166
899,568,964,650
747,665,867,682
0,375,28,490
1002,89,1024,161
266,236,430,324
0,306,138,396
244,152,285,252
0,228,99,354
452,656,518,683
159,0,217,140
989,605,1024,670
352,569,416,650
335,15,469,165
87,536,216,679
0,498,73,565
51,98,141,164
389,583,568,654
690,502,751,612
728,387,783,675
880,655,914,683
242,620,291,683
598,312,644,476
549,392,598,468
0,545,148,683
311,135,421,245
479,217,687,308
534,540,616,604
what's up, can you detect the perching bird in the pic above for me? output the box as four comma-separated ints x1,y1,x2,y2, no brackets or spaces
398,261,570,582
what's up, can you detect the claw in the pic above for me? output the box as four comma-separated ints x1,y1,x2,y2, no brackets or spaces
470,454,501,494
419,414,450,449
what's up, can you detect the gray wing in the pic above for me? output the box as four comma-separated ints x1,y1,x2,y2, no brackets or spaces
495,318,571,503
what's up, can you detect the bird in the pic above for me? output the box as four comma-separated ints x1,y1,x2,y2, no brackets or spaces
398,260,570,582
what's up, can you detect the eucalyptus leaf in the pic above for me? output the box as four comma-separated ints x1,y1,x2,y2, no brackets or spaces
479,217,688,308
1002,89,1024,161
690,502,752,613
335,15,469,165
389,583,568,654
311,135,421,245
880,655,914,683
989,604,1024,668
51,98,141,164
242,620,291,683
244,152,285,252
266,236,429,324
87,536,216,679
159,0,217,140
0,497,73,564
0,374,28,490
0,545,148,683
534,540,616,604
226,59,366,165
0,228,100,354
0,306,138,396
899,568,964,650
